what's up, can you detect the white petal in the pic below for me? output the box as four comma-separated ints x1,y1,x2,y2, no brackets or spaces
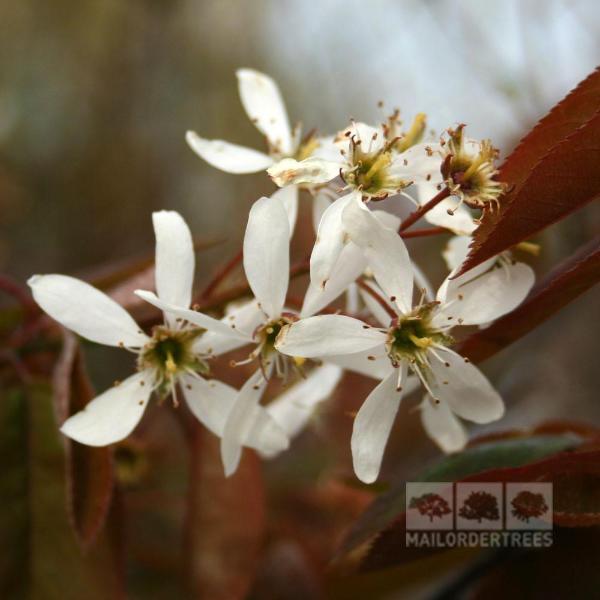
420,396,468,453
414,182,476,235
427,348,504,424
267,157,341,187
60,371,151,446
311,135,344,162
264,364,342,448
345,283,361,314
351,365,406,484
28,274,148,348
442,235,475,272
310,191,360,290
434,262,535,327
183,373,288,458
311,189,333,233
342,196,413,314
271,185,298,235
191,330,250,357
186,132,273,174
391,143,443,184
438,237,496,300
134,290,247,340
219,299,265,339
243,196,290,319
192,300,263,356
243,404,290,457
153,211,194,317
236,68,293,155
339,122,386,153
301,241,366,317
275,315,385,358
181,374,236,436
372,209,401,231
220,367,271,477
325,345,393,380
426,200,476,235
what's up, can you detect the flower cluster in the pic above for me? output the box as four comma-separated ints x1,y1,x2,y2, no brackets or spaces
29,69,534,483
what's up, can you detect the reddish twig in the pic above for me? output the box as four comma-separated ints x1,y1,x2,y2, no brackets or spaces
189,259,310,314
400,226,448,239
398,187,451,233
0,273,38,316
200,249,244,299
356,279,396,320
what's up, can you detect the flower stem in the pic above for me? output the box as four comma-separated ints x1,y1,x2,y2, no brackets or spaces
398,187,451,233
193,259,310,313
200,249,244,299
400,226,448,239
356,279,396,319
0,273,38,316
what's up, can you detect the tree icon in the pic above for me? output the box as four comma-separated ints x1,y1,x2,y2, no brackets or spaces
511,490,549,522
409,492,452,522
459,491,500,522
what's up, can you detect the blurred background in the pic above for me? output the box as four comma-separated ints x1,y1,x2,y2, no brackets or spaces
1,0,599,598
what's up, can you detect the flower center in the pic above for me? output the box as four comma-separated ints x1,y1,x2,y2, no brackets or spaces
240,315,305,381
386,305,452,366
138,326,208,394
344,145,409,198
442,126,505,209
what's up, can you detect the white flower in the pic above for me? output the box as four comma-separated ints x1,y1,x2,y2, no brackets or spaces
156,197,354,475
275,196,534,483
412,126,506,234
28,211,288,464
268,119,441,200
270,119,442,287
186,68,338,233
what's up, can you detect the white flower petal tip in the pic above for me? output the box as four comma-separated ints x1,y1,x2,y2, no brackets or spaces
243,196,290,319
60,372,151,446
436,261,535,327
267,157,341,187
351,368,406,484
185,131,273,174
222,446,243,478
152,210,195,312
420,397,468,454
236,68,293,155
220,369,272,477
28,274,148,348
429,349,505,424
270,185,299,235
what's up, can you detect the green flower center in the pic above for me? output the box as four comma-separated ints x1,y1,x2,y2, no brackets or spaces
256,316,295,357
138,326,208,394
386,305,452,366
